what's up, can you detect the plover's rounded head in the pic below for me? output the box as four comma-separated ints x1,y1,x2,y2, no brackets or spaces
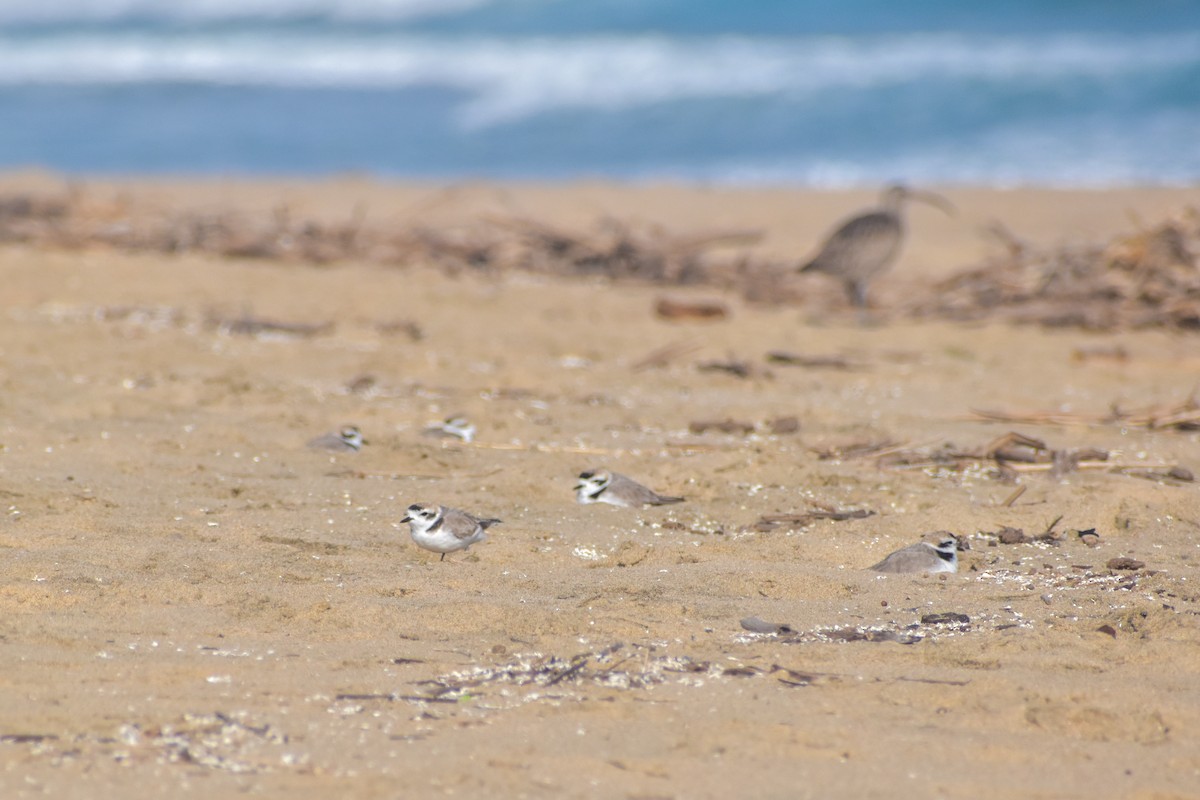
924,532,960,553
924,532,960,570
339,426,365,449
575,469,611,491
401,503,439,526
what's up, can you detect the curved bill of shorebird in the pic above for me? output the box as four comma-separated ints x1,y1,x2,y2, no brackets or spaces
904,187,956,217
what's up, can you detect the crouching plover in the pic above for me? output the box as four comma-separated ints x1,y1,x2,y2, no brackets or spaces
421,414,476,443
401,503,500,561
574,469,684,508
869,532,959,574
307,425,365,452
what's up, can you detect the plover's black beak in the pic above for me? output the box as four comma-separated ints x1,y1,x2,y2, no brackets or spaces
401,515,412,523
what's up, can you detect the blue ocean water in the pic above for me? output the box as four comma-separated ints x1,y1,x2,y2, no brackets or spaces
1,0,1198,185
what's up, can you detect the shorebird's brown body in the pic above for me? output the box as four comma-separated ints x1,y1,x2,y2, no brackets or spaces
801,185,954,307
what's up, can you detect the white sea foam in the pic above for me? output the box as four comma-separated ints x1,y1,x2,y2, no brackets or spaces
0,30,1196,130
2,15,1197,183
0,0,488,24
682,111,1200,188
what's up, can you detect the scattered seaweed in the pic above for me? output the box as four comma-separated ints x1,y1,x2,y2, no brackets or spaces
5,186,1198,330
2,712,301,775
911,210,1200,330
765,351,860,370
872,431,1188,482
410,643,756,698
972,393,1200,432
742,507,874,533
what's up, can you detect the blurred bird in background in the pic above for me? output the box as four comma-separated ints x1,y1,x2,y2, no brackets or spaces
801,184,955,308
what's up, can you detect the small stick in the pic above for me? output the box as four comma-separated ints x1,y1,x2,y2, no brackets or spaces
665,441,733,451
1001,486,1026,507
632,340,702,371
546,654,591,686
969,408,1109,425
1150,409,1200,429
887,460,1173,473
895,676,971,687
467,442,622,455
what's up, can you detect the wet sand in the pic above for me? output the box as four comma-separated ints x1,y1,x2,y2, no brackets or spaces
1,174,1198,798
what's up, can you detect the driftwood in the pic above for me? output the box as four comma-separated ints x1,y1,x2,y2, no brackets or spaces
971,393,1200,431
766,351,859,370
909,209,1200,330
3,186,1199,330
631,340,702,371
871,431,1190,483
742,508,874,532
655,297,729,320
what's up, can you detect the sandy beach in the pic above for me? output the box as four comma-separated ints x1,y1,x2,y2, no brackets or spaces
1,173,1198,799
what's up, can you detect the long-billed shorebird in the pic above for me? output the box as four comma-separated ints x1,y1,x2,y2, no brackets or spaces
800,184,954,308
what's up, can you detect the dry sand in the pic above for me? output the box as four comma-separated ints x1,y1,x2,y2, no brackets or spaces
1,174,1198,798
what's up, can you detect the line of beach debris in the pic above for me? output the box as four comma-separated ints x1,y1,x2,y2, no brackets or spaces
1,187,1197,330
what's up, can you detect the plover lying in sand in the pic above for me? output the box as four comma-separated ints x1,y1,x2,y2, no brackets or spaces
421,414,476,443
574,469,684,508
306,425,365,452
869,532,959,574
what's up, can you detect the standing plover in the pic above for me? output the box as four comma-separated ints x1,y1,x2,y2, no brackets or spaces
574,469,684,508
307,425,365,452
421,414,476,443
400,503,500,561
869,532,959,574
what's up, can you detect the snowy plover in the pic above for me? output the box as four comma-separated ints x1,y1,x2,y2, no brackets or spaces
574,469,684,508
400,503,500,561
307,425,365,452
421,415,476,443
869,532,958,574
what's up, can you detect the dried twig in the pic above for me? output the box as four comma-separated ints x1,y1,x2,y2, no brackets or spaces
631,340,702,372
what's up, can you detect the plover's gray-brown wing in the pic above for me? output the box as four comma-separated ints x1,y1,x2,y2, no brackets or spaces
869,538,956,574
609,472,684,506
307,427,361,452
442,508,500,540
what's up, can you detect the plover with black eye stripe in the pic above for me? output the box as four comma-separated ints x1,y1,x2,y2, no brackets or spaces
574,469,684,508
421,414,476,443
400,503,500,561
306,425,365,452
869,532,959,574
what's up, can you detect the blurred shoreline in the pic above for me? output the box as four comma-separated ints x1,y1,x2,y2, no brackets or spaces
2,169,1196,275
3,3,1198,183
